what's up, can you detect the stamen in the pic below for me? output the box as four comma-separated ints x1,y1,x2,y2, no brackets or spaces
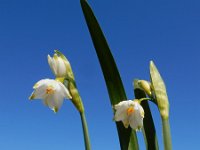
127,106,134,116
46,86,54,94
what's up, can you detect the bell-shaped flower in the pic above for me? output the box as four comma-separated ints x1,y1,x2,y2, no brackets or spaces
29,79,72,112
48,53,68,78
114,100,144,130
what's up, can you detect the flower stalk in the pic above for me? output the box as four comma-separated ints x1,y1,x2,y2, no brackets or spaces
48,50,91,149
80,112,91,150
162,118,172,150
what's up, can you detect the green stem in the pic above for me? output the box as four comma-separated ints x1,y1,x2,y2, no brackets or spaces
162,118,172,150
80,112,91,150
138,98,151,103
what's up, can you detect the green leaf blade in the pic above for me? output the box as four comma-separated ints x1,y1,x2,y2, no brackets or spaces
80,0,138,149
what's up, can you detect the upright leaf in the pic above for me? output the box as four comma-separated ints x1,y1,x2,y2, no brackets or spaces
80,0,138,149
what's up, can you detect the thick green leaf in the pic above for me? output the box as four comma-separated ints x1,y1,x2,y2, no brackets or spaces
80,0,138,149
134,80,159,150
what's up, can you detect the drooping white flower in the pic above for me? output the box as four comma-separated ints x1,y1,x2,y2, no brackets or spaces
114,100,144,130
29,79,72,112
48,53,68,78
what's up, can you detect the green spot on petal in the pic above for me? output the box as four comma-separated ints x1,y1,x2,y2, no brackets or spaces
29,94,35,100
53,107,58,113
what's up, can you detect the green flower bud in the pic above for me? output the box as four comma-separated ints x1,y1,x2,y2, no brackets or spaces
138,80,152,97
150,61,169,119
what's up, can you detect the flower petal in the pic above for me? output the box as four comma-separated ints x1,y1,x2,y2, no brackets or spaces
122,118,129,128
45,93,64,112
31,79,51,99
129,102,144,130
48,55,58,76
56,57,66,77
58,81,72,99
114,100,130,110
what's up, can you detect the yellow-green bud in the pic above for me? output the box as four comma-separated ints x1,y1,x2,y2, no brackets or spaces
150,61,169,119
138,80,152,97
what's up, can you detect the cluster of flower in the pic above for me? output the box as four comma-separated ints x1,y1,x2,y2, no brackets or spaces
29,51,153,131
29,51,72,112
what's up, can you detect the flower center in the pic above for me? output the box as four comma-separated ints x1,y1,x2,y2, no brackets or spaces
127,106,134,116
46,86,54,94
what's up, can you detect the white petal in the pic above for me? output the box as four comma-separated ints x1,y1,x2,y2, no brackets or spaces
47,55,53,67
114,111,127,122
114,100,133,123
57,81,72,99
45,93,64,112
52,58,58,75
48,55,54,73
42,99,48,106
114,105,128,121
56,57,67,77
129,103,144,130
33,79,50,89
129,110,143,130
114,100,130,110
31,79,51,99
48,54,58,76
31,89,45,99
122,118,129,128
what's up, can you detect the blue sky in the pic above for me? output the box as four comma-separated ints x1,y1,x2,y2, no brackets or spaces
0,0,199,149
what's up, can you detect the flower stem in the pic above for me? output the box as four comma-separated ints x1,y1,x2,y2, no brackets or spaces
80,112,91,150
138,98,151,103
162,118,172,150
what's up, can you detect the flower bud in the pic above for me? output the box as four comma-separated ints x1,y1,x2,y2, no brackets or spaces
150,61,169,119
138,80,152,97
48,51,70,78
50,50,84,113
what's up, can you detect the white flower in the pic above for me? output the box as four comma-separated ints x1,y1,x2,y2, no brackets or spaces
48,53,68,78
29,79,72,112
114,100,144,130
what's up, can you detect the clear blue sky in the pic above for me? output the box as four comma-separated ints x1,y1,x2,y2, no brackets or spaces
0,0,199,149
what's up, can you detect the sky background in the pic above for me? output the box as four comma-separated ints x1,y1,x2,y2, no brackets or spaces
0,0,199,149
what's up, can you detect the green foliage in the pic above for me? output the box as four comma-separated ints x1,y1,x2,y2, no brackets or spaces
80,0,138,149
